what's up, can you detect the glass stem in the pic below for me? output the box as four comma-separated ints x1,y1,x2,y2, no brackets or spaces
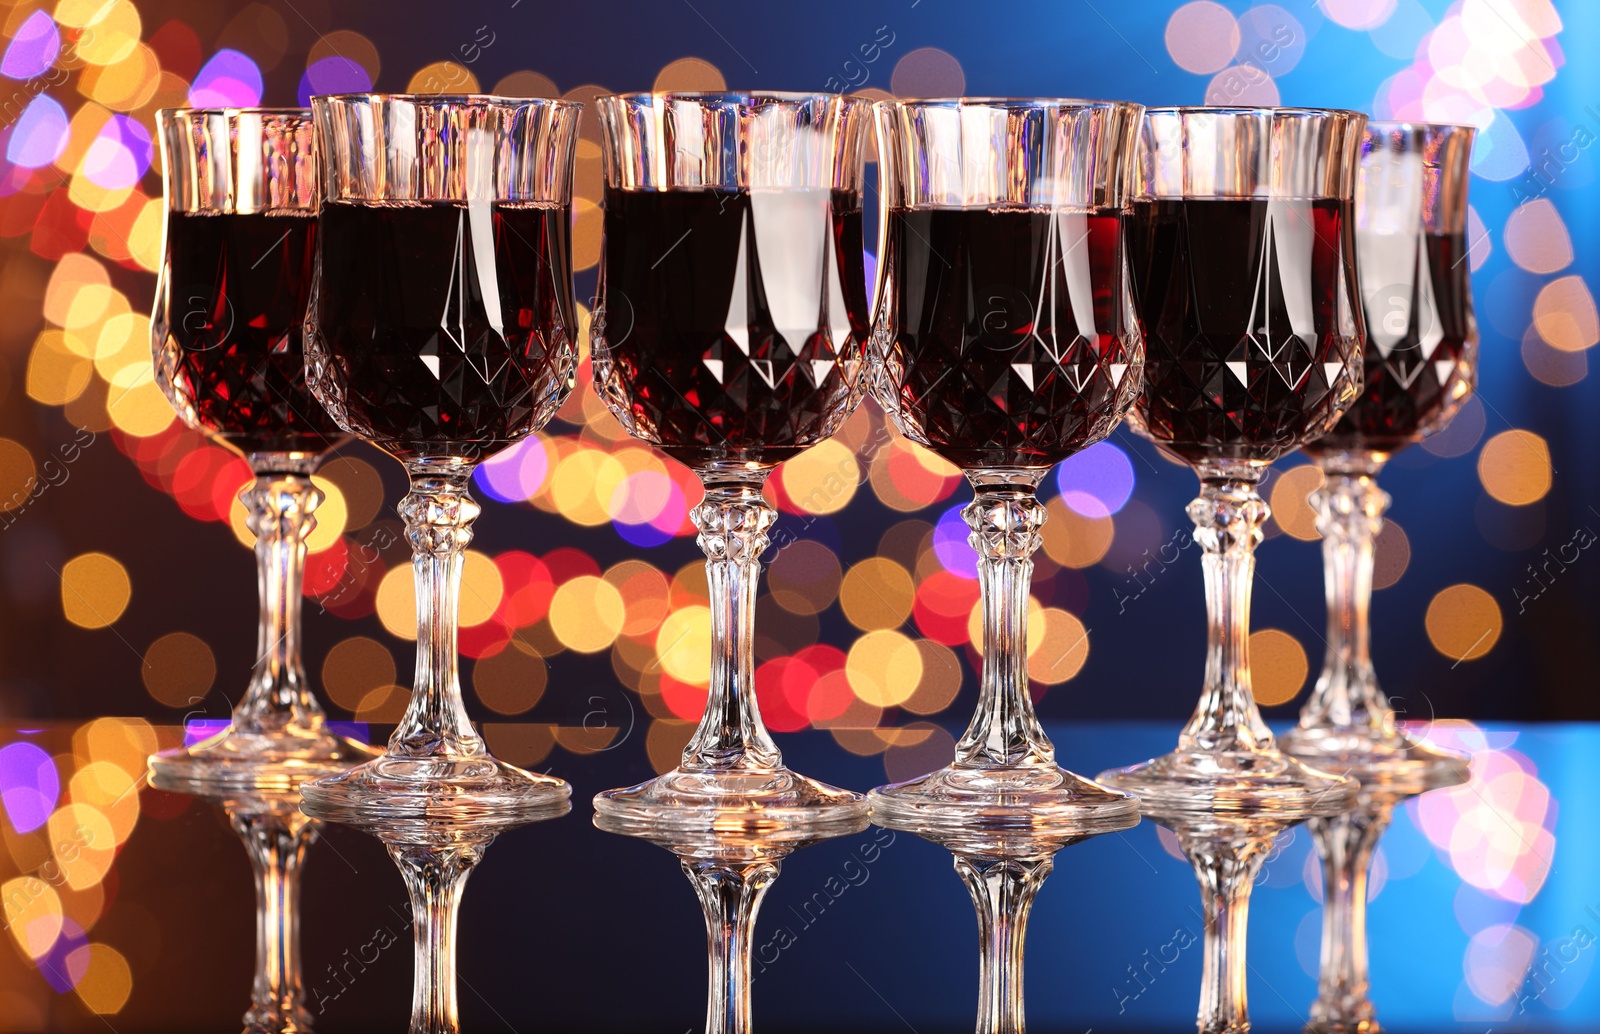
1307,798,1391,1034
390,841,484,1034
955,471,1054,769
955,852,1053,1034
1184,832,1272,1034
681,469,781,772
1303,455,1395,736
392,459,483,760
684,858,778,1034
1179,462,1273,755
235,456,324,736
232,807,317,1034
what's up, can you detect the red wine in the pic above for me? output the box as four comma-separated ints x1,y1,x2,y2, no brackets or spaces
592,188,870,468
877,207,1137,468
306,200,576,461
155,211,346,456
1304,230,1474,456
1128,198,1362,465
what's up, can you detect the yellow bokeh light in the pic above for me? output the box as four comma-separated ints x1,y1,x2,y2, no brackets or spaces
375,566,416,640
1249,628,1309,705
548,574,626,653
1373,519,1412,590
1477,429,1552,505
78,42,160,111
60,552,131,629
1532,275,1599,352
141,631,216,708
656,605,712,685
406,61,480,95
839,557,915,631
473,644,548,715
68,761,139,844
1040,496,1114,568
782,438,859,515
1,875,62,958
105,364,176,437
128,197,162,271
44,254,110,325
1029,608,1090,685
1270,465,1326,541
654,57,727,93
74,717,156,782
0,438,37,513
70,943,133,1014
322,636,396,712
72,0,140,65
902,639,962,715
494,71,560,98
1426,583,1502,662
548,445,627,526
356,684,410,723
847,629,923,707
459,550,505,626
1504,200,1573,274
47,802,115,891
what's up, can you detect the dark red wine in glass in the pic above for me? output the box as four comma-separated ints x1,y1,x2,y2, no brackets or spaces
155,210,346,456
1128,197,1363,464
1303,229,1473,456
878,207,1137,468
306,199,576,462
592,187,870,468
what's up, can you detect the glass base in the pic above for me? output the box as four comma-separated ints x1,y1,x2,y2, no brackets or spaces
1098,747,1358,819
300,753,571,828
148,724,376,799
593,766,866,838
869,764,1139,841
1278,726,1470,796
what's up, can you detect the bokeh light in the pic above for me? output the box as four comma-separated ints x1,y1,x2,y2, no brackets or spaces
1425,584,1502,662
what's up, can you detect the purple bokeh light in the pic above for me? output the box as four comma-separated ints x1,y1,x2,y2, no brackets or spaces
0,741,58,834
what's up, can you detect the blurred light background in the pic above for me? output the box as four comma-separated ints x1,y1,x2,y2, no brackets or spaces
0,0,1594,1030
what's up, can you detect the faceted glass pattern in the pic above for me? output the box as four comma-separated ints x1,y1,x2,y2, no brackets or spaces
305,200,576,462
154,210,346,457
1128,197,1363,465
874,208,1139,469
592,188,871,469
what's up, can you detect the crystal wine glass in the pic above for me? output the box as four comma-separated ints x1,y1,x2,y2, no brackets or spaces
146,106,375,1034
1096,106,1366,1034
1280,120,1476,1034
299,93,581,823
589,91,871,833
593,812,867,1034
866,98,1145,838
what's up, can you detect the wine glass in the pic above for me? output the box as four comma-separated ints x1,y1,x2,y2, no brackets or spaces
593,813,867,1034
866,98,1145,838
1096,106,1366,1034
589,91,871,833
1280,120,1476,1034
299,93,581,823
146,106,375,1034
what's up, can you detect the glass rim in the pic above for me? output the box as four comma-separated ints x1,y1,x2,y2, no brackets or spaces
157,106,312,119
1142,105,1367,119
876,96,1141,110
1365,117,1477,133
309,92,584,111
602,89,864,105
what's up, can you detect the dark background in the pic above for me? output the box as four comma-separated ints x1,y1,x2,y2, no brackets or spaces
0,0,1592,1031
